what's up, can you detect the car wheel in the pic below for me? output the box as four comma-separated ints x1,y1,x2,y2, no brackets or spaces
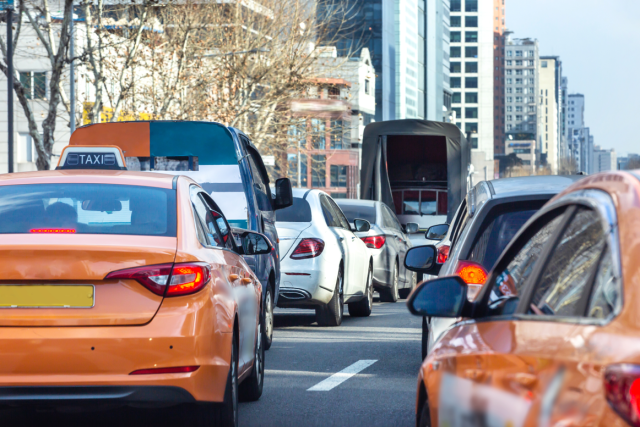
348,262,373,317
263,285,274,350
194,329,239,427
239,315,264,401
316,267,343,327
379,262,399,303
421,316,429,360
399,271,417,299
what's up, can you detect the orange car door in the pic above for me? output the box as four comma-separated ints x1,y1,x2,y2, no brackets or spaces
429,208,570,427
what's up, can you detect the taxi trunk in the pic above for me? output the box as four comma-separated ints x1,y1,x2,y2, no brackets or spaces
0,234,176,327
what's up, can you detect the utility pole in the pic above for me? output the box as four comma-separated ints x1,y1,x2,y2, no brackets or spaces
6,1,13,173
69,3,75,134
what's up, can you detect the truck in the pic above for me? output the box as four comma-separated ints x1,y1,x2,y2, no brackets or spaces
69,120,293,349
360,119,471,244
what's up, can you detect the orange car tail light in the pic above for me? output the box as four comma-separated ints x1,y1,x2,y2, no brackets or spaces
455,260,488,285
604,364,640,426
166,263,211,297
130,366,200,375
437,245,450,264
291,239,325,259
30,228,76,233
105,263,210,297
361,235,386,249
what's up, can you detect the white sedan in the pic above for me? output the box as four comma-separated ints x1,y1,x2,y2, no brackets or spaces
275,189,374,326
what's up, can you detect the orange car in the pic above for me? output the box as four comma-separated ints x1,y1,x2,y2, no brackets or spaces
0,148,274,426
404,170,640,427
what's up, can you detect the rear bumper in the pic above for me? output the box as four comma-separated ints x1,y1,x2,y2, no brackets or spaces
277,261,336,308
0,385,195,408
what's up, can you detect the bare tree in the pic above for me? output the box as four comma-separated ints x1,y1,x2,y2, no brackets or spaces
0,0,73,170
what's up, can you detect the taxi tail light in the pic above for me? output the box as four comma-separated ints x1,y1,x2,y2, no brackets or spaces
166,263,211,297
291,239,325,259
437,245,450,264
604,364,640,426
455,260,488,285
105,263,173,296
104,262,210,297
130,366,200,375
361,235,386,249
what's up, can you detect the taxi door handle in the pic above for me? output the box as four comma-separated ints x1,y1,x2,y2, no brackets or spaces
229,274,239,281
241,278,252,284
463,369,487,382
509,373,538,389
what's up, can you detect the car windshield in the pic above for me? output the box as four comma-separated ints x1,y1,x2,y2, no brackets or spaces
0,183,176,236
468,208,538,271
336,204,376,224
275,197,312,222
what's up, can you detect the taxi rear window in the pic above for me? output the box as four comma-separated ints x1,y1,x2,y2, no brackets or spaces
0,184,176,236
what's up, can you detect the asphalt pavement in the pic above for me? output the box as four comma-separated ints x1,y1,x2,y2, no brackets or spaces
2,296,423,427
240,296,423,427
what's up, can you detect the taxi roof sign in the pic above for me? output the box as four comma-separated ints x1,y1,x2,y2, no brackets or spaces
57,145,127,170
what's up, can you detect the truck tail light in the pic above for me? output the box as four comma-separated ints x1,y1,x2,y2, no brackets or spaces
437,245,450,264
361,235,386,249
291,239,325,259
604,364,640,427
105,262,211,297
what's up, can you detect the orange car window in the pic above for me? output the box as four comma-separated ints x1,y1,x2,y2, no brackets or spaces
529,208,605,317
588,245,621,320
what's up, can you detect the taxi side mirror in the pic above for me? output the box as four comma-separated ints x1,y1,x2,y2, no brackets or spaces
353,219,371,232
236,231,273,255
406,276,468,317
405,222,419,234
425,224,449,241
404,245,442,276
274,178,293,210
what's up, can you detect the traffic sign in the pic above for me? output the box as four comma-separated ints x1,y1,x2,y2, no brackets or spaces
0,1,14,11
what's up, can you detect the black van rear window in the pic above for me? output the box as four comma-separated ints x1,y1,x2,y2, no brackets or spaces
0,184,176,236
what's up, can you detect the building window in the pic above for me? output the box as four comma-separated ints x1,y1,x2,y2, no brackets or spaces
287,153,307,186
516,96,523,103
465,32,478,43
541,61,548,68
507,96,512,103
507,115,513,121
465,108,478,119
18,132,37,163
19,72,46,100
465,0,478,12
465,92,478,103
507,51,513,57
450,62,461,73
330,165,347,187
452,92,462,103
507,124,512,130
506,69,512,75
528,50,534,57
330,120,344,149
465,46,478,58
529,78,535,85
450,16,461,27
364,79,371,95
506,60,512,65
465,62,478,73
465,122,478,133
450,31,462,42
450,46,461,58
515,50,523,57
506,87,513,94
465,16,478,27
450,77,461,88
465,77,478,88
311,155,326,187
311,119,326,149
515,78,523,85
516,60,523,66
452,107,462,119
450,0,461,12
516,115,523,121
529,96,535,103
516,69,523,75
506,78,512,84
506,106,512,112
516,106,523,112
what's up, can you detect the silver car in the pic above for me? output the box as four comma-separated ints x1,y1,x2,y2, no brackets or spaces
336,199,417,302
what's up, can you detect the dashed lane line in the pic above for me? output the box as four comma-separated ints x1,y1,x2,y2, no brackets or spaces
307,360,378,391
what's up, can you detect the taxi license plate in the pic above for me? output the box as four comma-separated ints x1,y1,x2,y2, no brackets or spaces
0,285,94,308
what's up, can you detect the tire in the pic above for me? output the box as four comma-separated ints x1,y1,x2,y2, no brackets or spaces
418,398,432,427
399,271,417,299
194,329,239,427
379,262,399,303
421,316,429,360
316,267,343,327
239,314,264,402
263,285,274,350
348,262,373,317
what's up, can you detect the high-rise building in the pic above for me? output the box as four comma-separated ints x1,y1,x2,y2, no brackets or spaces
395,0,423,119
504,36,540,163
567,93,586,171
539,56,562,174
560,76,569,169
493,0,506,158
592,145,616,173
426,0,453,122
449,0,495,180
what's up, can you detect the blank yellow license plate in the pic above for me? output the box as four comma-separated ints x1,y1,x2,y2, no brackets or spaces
0,285,94,308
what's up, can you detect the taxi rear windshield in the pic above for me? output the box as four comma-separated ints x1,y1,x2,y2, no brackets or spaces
0,184,176,236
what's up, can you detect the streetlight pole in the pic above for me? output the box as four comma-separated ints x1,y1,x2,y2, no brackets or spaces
69,3,75,134
6,2,13,173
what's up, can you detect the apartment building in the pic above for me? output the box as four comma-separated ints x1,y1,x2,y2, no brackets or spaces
395,0,424,119
567,93,588,171
426,0,453,122
493,0,506,157
592,145,617,173
449,0,495,180
539,56,560,174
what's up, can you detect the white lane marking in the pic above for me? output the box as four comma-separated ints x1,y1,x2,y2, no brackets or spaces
307,360,377,391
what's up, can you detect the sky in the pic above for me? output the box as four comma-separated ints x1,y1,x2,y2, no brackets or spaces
507,0,640,156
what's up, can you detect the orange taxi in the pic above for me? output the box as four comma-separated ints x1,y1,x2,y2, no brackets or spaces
404,170,640,427
0,146,272,426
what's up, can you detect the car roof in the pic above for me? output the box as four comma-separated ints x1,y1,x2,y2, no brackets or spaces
0,170,177,189
487,175,583,199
